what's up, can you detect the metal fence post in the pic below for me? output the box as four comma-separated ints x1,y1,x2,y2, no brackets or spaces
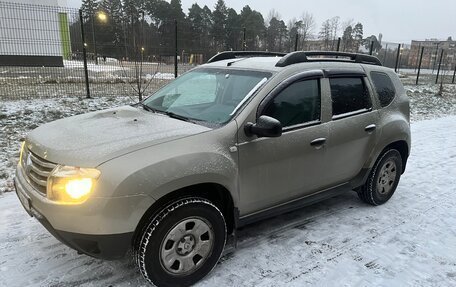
336,37,341,51
174,19,178,79
416,46,424,85
394,44,401,73
79,9,91,99
243,27,246,51
294,33,299,51
435,49,444,84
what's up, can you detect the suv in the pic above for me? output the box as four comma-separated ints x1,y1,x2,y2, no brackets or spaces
15,51,410,287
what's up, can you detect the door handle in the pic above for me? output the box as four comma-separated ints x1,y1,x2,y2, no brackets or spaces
365,124,376,133
310,138,327,149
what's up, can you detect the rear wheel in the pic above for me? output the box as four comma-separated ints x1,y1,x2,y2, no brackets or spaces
358,149,403,205
136,198,226,287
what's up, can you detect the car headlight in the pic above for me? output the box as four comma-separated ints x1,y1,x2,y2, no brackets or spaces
47,165,101,204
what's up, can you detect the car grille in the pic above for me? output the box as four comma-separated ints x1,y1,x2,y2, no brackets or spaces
21,147,57,195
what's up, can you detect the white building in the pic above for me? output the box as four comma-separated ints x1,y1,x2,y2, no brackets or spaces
0,0,71,67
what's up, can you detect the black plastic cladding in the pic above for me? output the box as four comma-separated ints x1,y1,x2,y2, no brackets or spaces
275,51,383,67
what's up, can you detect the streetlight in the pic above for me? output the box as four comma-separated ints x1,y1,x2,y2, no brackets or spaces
97,11,107,22
91,11,108,65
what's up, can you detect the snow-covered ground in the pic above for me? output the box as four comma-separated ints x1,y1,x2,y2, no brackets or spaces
0,83,455,286
63,60,127,73
0,115,455,286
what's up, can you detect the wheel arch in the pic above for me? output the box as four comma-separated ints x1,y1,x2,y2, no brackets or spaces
132,182,236,249
380,140,409,173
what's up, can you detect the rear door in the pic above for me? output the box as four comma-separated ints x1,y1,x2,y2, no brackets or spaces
324,71,380,185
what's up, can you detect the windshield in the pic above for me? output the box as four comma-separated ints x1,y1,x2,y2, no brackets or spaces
143,68,272,124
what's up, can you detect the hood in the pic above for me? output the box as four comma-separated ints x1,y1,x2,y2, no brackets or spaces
26,105,211,167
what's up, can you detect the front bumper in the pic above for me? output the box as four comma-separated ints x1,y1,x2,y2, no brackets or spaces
14,164,154,259
15,181,132,259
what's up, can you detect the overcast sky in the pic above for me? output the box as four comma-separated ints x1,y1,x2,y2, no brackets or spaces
66,0,455,43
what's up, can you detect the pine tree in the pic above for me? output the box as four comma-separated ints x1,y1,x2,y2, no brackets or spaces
353,23,364,52
225,8,241,50
240,6,266,50
342,25,353,51
212,0,228,51
267,16,287,51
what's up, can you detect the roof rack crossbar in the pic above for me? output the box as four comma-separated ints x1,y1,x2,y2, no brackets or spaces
275,51,382,67
207,51,286,63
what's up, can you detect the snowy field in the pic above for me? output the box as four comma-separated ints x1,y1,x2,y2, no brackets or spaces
0,84,455,286
0,61,192,99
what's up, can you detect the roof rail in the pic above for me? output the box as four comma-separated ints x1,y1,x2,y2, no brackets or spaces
207,51,286,63
275,51,383,67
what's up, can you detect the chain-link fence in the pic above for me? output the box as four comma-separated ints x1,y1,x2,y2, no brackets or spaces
1,1,455,100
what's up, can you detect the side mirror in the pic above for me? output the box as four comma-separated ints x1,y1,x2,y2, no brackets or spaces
245,115,282,138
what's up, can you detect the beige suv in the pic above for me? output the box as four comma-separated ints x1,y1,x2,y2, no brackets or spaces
15,51,410,287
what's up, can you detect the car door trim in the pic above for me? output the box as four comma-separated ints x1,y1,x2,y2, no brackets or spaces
331,108,373,120
238,182,351,227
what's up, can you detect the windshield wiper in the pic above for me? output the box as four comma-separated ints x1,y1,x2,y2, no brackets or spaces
163,111,193,122
135,102,194,123
137,102,157,113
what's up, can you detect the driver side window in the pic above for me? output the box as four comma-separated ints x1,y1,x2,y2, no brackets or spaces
262,79,321,128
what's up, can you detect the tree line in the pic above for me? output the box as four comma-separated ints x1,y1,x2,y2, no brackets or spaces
75,0,382,61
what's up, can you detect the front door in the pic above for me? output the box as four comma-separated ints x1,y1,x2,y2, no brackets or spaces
237,77,329,215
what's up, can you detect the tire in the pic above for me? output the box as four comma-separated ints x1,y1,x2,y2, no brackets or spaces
136,197,227,287
357,149,403,206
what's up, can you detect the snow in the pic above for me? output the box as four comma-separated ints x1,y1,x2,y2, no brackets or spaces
0,82,455,286
63,60,127,73
0,115,455,286
145,72,176,80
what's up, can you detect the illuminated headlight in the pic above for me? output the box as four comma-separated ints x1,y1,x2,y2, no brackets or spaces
47,165,101,204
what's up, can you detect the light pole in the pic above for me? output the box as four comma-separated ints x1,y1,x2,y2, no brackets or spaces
91,11,107,65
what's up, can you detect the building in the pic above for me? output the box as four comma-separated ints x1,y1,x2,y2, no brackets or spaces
408,39,456,69
0,0,71,67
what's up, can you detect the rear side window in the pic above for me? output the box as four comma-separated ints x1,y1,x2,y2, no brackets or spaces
263,79,320,127
329,77,371,116
370,72,396,107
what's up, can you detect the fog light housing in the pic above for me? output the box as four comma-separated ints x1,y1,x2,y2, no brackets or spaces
47,165,101,204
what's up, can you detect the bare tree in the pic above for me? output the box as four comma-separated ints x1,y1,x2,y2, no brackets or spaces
319,19,332,50
330,16,340,50
299,12,316,50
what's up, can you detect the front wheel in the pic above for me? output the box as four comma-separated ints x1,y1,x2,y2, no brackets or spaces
136,198,226,287
358,149,403,206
